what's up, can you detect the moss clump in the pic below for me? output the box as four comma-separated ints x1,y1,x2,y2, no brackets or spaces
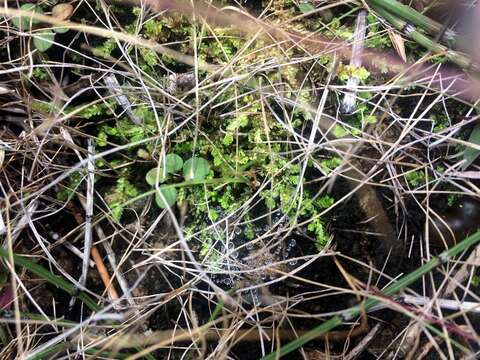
79,4,341,252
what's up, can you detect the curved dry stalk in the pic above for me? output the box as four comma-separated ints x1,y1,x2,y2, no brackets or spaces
77,318,368,353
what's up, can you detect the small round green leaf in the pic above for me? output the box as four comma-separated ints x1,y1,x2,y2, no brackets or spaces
12,4,43,30
164,153,183,173
182,157,210,181
298,2,315,13
53,27,69,34
33,30,55,52
155,186,177,209
145,167,168,186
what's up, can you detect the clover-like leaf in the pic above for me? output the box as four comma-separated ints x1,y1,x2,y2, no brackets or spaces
298,2,315,13
163,153,183,174
53,26,69,34
52,3,73,34
12,4,43,30
183,157,210,181
33,30,55,52
155,186,177,209
145,167,168,186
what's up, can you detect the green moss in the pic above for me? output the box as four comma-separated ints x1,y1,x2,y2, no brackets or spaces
57,171,84,201
31,100,55,114
78,102,115,119
337,64,370,82
332,124,349,138
446,192,462,207
32,68,49,80
355,101,377,126
106,178,139,221
320,157,342,174
308,219,329,251
208,209,219,221
431,114,450,133
144,19,164,39
405,170,428,187
328,17,354,40
167,90,335,250
198,28,243,63
93,38,117,58
82,6,341,253
364,14,392,49
140,48,159,68
132,6,142,17
96,111,158,149
244,221,256,240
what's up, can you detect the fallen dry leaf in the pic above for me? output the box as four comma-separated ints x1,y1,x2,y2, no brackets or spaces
52,3,74,20
387,28,407,62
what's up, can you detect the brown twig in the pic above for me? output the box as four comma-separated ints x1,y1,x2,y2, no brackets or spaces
90,245,119,301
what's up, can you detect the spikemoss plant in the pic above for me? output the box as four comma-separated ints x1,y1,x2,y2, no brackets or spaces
79,5,340,253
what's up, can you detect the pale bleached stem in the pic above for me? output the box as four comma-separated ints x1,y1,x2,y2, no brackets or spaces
369,295,480,314
104,74,142,125
344,323,381,360
79,139,95,287
77,196,134,308
341,9,367,114
0,207,4,235
63,241,95,268
1,201,39,241
403,295,480,313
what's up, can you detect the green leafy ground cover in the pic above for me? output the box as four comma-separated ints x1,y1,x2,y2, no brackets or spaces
2,0,480,359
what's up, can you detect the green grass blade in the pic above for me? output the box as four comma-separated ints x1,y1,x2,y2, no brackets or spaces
366,0,456,44
0,247,100,311
0,248,156,360
369,4,475,71
263,317,343,359
462,123,480,170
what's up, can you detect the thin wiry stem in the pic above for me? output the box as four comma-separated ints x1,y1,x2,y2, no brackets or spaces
79,139,95,288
